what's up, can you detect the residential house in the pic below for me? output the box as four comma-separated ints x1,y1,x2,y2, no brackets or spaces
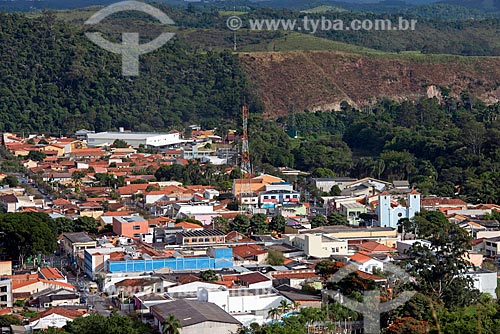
26,307,87,331
236,272,272,289
484,236,500,256
355,241,395,254
151,300,241,334
114,278,163,297
239,192,259,207
38,267,66,282
396,240,431,254
344,177,392,193
270,269,320,290
420,197,468,211
0,194,38,212
11,277,75,300
465,269,498,299
232,244,268,265
31,289,80,308
312,177,357,193
174,221,204,231
346,253,384,274
339,202,367,225
275,285,322,308
78,201,104,219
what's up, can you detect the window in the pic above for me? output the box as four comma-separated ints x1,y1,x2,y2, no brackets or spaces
133,225,141,230
264,196,269,199
133,233,140,238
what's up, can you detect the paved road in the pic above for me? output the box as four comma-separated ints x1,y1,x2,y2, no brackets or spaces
86,292,112,316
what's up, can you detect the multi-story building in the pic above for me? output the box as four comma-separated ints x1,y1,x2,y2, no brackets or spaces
112,216,149,239
61,232,97,266
285,234,349,258
176,230,226,246
0,278,12,307
259,190,301,209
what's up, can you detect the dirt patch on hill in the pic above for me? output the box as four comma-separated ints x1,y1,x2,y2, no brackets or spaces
239,51,500,117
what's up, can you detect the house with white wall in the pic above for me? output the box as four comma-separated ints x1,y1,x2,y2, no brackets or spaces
346,253,384,274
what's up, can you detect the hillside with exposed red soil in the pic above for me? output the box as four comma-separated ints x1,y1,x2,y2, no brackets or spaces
239,51,500,117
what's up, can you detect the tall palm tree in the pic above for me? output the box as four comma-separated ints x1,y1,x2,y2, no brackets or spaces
279,299,290,315
162,314,182,334
267,307,280,322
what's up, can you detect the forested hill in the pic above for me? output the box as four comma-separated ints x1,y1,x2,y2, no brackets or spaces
4,8,500,134
0,12,255,134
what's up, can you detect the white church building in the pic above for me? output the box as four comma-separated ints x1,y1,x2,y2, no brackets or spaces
375,190,421,228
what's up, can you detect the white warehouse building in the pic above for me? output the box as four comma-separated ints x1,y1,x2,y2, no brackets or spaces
86,130,187,148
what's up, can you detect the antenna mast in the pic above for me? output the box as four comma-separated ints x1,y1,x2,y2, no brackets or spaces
241,105,251,174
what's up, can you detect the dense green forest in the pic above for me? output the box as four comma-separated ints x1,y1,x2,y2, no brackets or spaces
0,12,258,134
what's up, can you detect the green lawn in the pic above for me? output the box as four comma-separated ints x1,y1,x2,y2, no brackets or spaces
240,32,381,53
301,5,346,13
218,11,247,16
239,32,495,63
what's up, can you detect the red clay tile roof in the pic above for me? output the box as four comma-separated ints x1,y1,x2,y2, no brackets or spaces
471,238,485,246
102,211,134,216
232,244,266,259
39,267,65,280
349,252,375,264
174,222,203,229
71,148,106,156
52,198,72,206
12,278,74,290
0,308,12,316
115,278,155,287
118,184,152,195
355,270,386,281
421,198,467,207
149,216,175,224
237,272,270,285
357,241,394,253
29,307,85,322
177,274,201,284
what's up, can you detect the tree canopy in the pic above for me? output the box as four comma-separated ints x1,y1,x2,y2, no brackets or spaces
0,212,57,267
